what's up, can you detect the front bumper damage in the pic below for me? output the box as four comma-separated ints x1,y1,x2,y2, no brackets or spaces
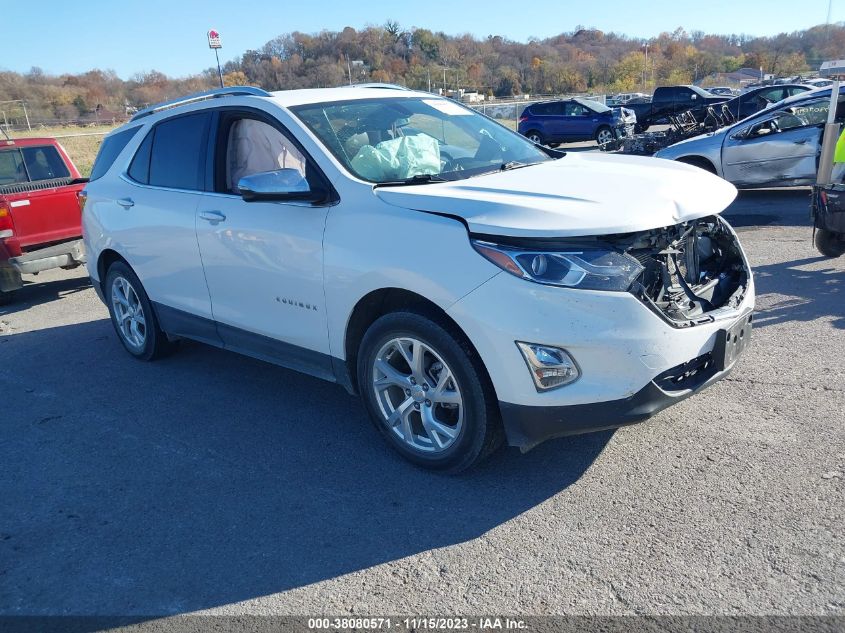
448,215,754,450
500,310,752,450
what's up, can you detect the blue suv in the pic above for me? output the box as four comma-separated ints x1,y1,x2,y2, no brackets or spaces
518,98,635,147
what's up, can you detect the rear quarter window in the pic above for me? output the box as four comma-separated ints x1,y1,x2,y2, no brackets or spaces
90,126,141,181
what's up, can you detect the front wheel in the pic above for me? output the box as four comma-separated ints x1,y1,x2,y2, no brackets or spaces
357,311,502,473
105,261,176,360
0,289,13,306
815,228,845,258
595,126,614,145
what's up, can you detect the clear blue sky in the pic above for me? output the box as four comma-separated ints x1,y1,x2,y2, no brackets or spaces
3,0,841,78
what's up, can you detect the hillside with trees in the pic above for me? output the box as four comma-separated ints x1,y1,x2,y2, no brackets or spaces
2,22,844,126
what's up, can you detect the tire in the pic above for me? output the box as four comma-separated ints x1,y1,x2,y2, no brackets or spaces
595,126,614,145
0,266,21,306
357,311,503,473
524,130,545,145
104,261,176,361
635,122,650,133
815,228,845,258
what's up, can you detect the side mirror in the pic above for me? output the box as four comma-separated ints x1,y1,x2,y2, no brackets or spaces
691,94,698,100
237,169,321,202
730,127,750,140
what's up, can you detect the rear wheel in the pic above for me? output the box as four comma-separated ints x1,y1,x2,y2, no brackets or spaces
525,130,545,145
357,311,502,473
105,261,176,360
0,289,13,306
815,228,845,258
595,126,614,145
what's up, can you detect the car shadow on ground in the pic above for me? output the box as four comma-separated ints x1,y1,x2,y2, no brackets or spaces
751,255,844,330
1,317,613,617
0,273,91,316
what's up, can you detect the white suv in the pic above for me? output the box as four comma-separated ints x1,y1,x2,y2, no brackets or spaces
82,85,754,472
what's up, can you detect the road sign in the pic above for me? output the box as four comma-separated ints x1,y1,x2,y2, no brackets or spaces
208,30,222,49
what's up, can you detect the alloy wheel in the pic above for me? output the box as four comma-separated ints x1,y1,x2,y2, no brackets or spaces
597,128,613,145
372,336,463,453
111,276,147,349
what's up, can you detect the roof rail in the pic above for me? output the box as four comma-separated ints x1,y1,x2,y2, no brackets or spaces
130,86,271,121
340,83,411,91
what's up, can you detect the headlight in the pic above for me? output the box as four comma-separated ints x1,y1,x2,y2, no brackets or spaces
471,239,644,291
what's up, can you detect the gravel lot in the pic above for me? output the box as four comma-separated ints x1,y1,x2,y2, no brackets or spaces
1,188,843,617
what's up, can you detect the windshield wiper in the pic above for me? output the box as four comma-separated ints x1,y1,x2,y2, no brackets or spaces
373,173,450,188
500,160,530,171
475,160,541,177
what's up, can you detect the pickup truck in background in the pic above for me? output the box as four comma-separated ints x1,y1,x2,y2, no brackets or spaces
626,85,729,131
0,137,87,305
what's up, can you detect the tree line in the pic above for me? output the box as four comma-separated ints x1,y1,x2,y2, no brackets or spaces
2,21,844,126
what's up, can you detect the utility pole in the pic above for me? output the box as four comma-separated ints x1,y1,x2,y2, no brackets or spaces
427,69,431,93
22,100,31,132
346,54,353,86
642,43,649,92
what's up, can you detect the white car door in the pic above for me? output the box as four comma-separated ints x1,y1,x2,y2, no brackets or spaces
721,98,828,187
194,111,334,379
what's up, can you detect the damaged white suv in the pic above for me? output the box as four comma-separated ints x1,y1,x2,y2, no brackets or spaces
82,85,754,472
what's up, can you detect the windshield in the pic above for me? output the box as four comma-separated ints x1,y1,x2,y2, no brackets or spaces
290,96,551,184
574,98,610,113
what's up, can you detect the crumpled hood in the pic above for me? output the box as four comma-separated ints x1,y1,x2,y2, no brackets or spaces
375,152,737,238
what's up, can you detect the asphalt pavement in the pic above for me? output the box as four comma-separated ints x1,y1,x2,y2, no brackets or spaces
1,188,843,617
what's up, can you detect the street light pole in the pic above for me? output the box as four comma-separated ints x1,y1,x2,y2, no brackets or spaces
642,43,649,92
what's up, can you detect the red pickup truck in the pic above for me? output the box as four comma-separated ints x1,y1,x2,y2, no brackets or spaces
0,136,87,304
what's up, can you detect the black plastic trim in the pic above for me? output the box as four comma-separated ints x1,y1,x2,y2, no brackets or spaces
153,302,223,348
499,355,738,451
151,302,337,383
216,322,335,382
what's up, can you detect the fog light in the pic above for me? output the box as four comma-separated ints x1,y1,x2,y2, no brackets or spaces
516,342,580,391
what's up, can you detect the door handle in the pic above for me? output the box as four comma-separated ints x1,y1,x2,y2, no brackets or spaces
116,198,134,209
199,210,226,223
794,139,809,145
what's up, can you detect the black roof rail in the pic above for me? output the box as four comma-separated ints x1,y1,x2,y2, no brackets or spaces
130,86,271,121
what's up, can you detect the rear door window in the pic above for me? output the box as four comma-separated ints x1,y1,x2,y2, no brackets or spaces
90,126,141,181
530,103,564,115
148,112,211,190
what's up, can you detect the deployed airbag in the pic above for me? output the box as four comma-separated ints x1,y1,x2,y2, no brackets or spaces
351,135,441,181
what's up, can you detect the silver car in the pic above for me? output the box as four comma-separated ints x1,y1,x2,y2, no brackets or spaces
656,87,841,188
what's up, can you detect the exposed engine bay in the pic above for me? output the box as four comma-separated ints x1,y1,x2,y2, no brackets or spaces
608,215,749,326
